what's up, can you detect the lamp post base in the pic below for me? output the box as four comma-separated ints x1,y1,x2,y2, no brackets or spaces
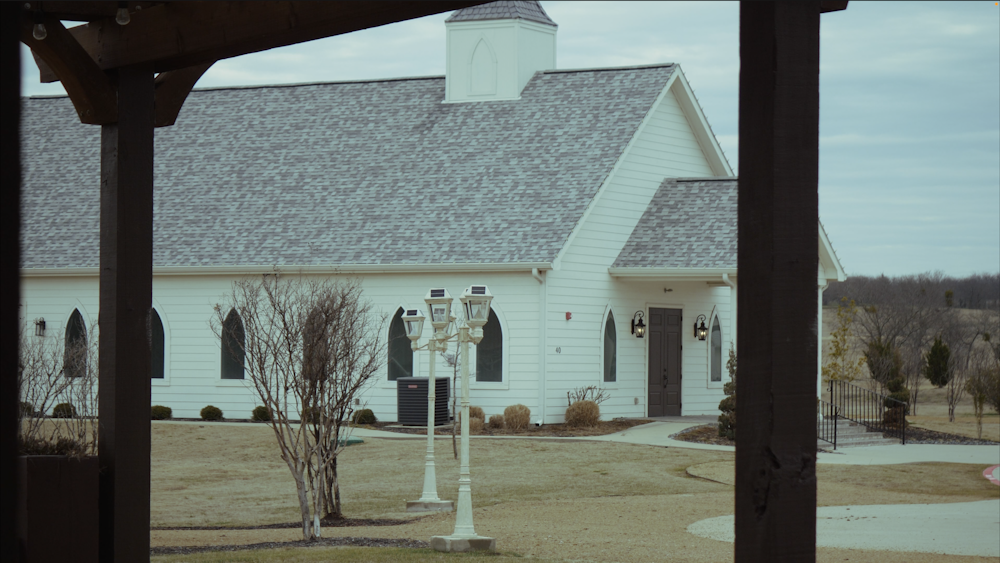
406,500,454,513
430,535,496,553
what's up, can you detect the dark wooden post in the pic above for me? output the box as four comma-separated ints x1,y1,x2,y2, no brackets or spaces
99,64,155,562
2,4,23,562
735,2,820,562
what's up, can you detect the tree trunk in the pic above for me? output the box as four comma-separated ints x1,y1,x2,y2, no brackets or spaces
293,470,315,540
321,457,343,520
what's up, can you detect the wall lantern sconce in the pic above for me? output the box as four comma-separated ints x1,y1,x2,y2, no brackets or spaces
694,314,708,341
34,318,46,337
631,311,645,338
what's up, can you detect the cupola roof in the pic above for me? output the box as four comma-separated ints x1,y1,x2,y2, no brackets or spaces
445,1,557,27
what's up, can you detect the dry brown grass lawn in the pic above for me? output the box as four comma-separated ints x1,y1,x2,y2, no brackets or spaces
152,422,999,563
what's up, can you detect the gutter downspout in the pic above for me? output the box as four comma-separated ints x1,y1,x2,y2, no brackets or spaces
722,273,737,351
532,268,547,425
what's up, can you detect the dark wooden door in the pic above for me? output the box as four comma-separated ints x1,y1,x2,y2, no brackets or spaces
648,308,682,416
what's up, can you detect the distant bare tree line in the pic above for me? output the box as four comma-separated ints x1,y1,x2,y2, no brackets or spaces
821,271,999,426
824,272,1000,310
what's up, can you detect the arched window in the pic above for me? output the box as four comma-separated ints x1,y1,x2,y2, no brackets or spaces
221,308,245,380
710,315,722,382
387,307,413,380
476,309,502,382
603,311,617,382
63,309,87,378
151,309,165,379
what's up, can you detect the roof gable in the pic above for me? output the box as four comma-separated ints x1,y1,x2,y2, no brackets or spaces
612,177,738,270
20,65,675,270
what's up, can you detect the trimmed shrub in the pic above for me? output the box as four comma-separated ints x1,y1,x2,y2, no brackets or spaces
565,400,600,427
52,402,76,419
469,416,485,434
351,408,377,425
487,414,505,430
923,336,951,388
19,436,85,456
251,405,271,422
469,406,485,421
151,405,173,420
200,405,223,421
718,344,738,439
504,404,530,432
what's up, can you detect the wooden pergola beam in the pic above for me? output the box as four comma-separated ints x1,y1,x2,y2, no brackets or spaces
154,61,214,127
19,13,117,125
34,1,486,81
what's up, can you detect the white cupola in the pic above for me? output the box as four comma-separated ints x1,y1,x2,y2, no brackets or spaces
445,1,557,103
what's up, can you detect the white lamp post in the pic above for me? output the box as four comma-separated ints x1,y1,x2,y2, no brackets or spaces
431,285,495,553
403,301,455,513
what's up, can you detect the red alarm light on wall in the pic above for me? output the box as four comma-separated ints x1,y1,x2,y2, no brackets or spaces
565,312,572,320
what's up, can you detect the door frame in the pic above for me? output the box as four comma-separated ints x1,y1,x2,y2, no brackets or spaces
644,302,684,417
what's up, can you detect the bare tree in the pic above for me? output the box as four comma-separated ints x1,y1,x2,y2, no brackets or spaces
18,321,99,456
213,273,384,539
899,339,925,415
821,298,866,383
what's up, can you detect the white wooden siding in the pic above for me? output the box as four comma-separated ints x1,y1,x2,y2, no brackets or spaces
542,83,731,421
20,271,542,422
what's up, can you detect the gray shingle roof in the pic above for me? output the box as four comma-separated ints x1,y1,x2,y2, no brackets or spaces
21,64,675,269
613,178,737,269
446,1,556,26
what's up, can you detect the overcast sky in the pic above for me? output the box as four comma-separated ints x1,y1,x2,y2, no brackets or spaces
21,1,1000,278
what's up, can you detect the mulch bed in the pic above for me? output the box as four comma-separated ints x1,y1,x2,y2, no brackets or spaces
152,517,424,531
900,426,1000,445
670,423,1000,447
366,418,655,438
151,537,429,556
670,424,734,446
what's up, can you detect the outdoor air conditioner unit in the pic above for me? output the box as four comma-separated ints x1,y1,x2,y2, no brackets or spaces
396,377,450,426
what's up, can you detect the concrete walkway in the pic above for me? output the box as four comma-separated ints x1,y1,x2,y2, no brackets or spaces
349,419,1000,466
688,499,1000,558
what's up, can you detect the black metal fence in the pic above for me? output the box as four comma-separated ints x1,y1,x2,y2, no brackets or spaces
828,380,906,445
817,399,839,449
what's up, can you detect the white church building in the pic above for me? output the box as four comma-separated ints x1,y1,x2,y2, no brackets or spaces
19,1,845,423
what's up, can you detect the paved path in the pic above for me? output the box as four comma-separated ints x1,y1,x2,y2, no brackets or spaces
688,499,1000,558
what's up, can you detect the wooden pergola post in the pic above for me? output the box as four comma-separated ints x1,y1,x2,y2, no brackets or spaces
98,65,156,561
735,2,822,561
2,4,23,562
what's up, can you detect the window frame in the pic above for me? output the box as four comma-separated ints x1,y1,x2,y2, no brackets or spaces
601,306,618,384
63,308,88,378
150,305,171,386
469,304,508,390
707,306,725,389
220,308,246,381
387,307,415,381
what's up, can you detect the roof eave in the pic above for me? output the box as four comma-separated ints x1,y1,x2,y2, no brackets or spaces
608,267,738,280
21,262,554,278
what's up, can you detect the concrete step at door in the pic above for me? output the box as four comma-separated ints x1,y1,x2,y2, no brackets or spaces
818,419,902,448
